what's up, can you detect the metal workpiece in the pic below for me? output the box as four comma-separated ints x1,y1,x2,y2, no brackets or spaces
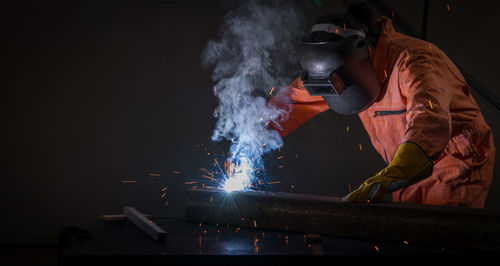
185,188,500,250
124,206,166,241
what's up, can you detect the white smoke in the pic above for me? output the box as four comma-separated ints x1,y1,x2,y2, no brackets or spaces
202,0,305,190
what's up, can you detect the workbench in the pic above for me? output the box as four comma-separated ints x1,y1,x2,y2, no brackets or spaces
58,216,494,266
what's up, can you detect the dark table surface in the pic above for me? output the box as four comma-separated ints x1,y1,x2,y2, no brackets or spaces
59,217,495,265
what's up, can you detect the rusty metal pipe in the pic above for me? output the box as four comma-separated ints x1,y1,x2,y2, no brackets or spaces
185,188,500,250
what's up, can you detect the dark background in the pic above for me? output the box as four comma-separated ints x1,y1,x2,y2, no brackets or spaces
1,0,499,252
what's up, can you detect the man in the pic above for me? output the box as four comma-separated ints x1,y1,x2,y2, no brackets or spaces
268,6,495,208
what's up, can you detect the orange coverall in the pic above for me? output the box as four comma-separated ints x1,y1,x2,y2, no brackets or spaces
269,17,495,208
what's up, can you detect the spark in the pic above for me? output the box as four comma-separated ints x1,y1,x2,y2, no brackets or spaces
269,87,275,95
121,180,137,183
384,70,388,78
374,245,380,251
199,168,213,176
161,193,166,198
165,200,169,206
201,174,217,182
173,170,181,174
428,100,434,110
264,120,270,127
184,181,198,185
359,144,363,151
403,240,409,245
348,184,352,192
149,173,160,177
343,23,346,30
346,125,350,132
213,86,217,95
253,219,257,228
254,239,259,255
277,156,284,160
391,10,395,17
446,3,450,11
267,181,280,184
278,165,284,168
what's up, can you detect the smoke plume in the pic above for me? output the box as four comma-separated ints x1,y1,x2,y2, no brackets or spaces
202,0,305,189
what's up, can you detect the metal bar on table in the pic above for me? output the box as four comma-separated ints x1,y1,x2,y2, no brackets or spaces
185,188,500,250
124,206,166,241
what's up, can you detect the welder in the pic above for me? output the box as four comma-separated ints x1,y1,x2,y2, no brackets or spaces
268,3,495,208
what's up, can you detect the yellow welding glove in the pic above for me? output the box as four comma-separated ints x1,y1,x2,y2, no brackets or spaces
343,142,433,203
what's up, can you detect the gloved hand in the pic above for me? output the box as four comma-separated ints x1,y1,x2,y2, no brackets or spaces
343,142,433,203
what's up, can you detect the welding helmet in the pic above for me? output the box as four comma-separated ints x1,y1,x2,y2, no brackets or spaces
298,23,381,115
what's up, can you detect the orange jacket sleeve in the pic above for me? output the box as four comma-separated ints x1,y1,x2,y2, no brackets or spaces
399,53,452,161
268,77,330,137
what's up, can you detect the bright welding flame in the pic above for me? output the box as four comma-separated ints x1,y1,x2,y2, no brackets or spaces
223,157,253,192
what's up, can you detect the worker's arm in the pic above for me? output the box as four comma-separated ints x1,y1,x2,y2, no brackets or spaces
400,53,452,161
268,77,330,136
345,52,451,202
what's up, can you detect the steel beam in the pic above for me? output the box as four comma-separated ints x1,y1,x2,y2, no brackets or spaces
124,206,166,241
185,188,500,250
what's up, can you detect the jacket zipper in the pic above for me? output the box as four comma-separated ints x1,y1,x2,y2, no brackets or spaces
373,109,407,118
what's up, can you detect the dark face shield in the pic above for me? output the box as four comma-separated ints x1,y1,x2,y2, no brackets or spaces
298,34,381,115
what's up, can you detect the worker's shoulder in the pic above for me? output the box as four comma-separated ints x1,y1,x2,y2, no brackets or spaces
388,33,440,57
387,33,449,69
